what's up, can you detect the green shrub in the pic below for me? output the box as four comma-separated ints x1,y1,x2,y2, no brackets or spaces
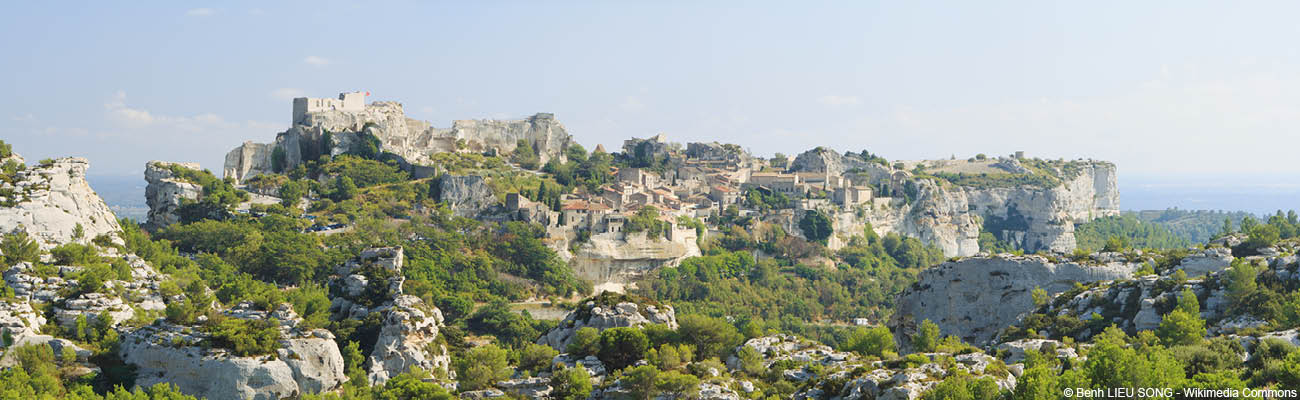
203,317,281,357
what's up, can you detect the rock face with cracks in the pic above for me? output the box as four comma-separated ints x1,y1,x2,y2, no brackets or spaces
890,254,1140,347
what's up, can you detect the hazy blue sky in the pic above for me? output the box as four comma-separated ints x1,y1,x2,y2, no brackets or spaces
4,1,1300,199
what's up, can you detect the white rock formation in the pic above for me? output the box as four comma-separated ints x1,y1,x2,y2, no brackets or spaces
328,247,452,384
725,334,855,373
224,141,275,187
53,292,134,329
119,305,346,400
366,294,450,384
995,339,1079,364
890,255,1140,347
1175,247,1234,277
143,161,202,230
0,300,48,363
0,155,121,248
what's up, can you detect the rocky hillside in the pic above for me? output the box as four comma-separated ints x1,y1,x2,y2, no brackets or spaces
224,97,573,184
893,235,1300,349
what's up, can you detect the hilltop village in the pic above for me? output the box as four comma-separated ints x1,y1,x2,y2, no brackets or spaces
216,92,1119,289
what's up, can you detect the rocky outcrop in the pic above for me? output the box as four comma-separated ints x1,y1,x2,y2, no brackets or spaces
328,247,452,385
537,293,677,350
959,162,1120,253
365,294,448,384
223,94,573,184
732,333,1018,400
446,113,571,165
119,303,347,400
567,231,701,291
437,175,498,217
0,155,121,248
685,141,750,163
725,335,855,375
143,161,202,230
788,147,870,176
995,339,1079,364
1022,248,1300,339
53,292,134,329
817,352,1015,400
890,254,1140,347
0,300,48,362
1175,247,1234,277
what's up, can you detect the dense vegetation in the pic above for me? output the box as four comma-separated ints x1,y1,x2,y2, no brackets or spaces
638,222,945,343
1074,214,1190,251
1127,208,1257,244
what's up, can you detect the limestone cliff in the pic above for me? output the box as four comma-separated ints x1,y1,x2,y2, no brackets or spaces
224,94,573,183
889,254,1140,347
789,148,1120,256
0,154,121,248
143,161,202,230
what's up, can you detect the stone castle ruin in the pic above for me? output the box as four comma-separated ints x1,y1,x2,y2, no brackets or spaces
292,91,365,123
225,92,573,184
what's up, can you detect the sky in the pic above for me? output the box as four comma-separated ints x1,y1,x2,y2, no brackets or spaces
3,1,1299,211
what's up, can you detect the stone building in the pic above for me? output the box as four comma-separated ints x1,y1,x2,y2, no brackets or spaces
292,92,365,123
